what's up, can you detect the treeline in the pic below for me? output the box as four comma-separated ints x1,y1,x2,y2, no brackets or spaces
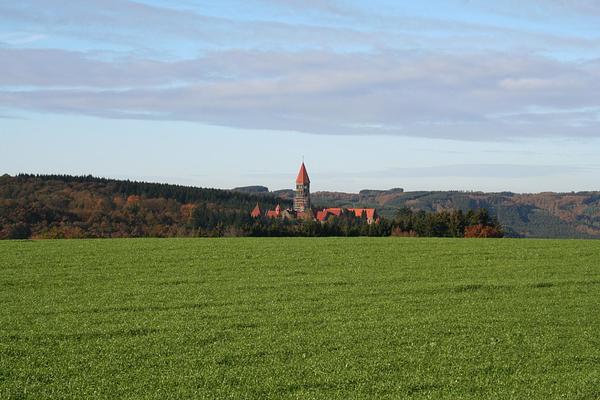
243,212,392,237
0,174,287,239
391,207,503,238
10,174,280,207
0,174,502,239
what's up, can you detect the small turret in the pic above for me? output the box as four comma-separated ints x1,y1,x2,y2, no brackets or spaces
250,203,261,218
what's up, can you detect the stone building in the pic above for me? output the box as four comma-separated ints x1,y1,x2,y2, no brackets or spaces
293,162,310,213
253,161,377,224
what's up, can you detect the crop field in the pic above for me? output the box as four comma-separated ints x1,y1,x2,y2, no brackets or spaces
1,238,599,399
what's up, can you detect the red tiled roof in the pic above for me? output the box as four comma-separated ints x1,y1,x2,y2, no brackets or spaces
315,207,377,222
266,204,282,218
316,210,329,222
315,208,343,222
324,208,342,216
348,208,376,220
250,203,261,218
296,162,310,184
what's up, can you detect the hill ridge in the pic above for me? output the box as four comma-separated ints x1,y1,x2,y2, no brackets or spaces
2,174,600,238
272,186,600,238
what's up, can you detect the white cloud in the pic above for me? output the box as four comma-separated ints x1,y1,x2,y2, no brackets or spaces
0,32,46,45
379,164,598,179
1,0,599,142
0,48,599,140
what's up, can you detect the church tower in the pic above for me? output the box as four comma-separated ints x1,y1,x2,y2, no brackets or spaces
294,162,310,212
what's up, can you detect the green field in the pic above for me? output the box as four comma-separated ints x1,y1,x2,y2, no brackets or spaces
1,238,599,399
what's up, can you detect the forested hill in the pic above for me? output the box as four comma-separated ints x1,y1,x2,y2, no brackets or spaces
0,174,289,239
2,174,599,239
302,189,600,238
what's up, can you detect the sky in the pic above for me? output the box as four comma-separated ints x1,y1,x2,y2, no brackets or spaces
1,0,600,193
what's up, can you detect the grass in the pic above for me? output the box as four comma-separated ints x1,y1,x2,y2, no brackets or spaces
1,237,599,399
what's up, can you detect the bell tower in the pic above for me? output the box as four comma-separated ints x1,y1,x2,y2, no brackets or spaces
293,162,310,212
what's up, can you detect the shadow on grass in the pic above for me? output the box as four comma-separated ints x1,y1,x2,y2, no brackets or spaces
33,302,228,316
3,327,160,343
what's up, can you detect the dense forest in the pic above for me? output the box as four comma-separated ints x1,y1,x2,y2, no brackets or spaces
291,189,600,238
0,174,501,239
391,207,502,238
0,174,286,239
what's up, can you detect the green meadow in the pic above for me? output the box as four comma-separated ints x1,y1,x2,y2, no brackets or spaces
1,238,599,399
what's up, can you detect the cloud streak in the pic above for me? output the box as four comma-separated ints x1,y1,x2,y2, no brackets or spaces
1,0,600,141
378,164,599,179
2,0,599,55
468,0,600,18
1,48,599,140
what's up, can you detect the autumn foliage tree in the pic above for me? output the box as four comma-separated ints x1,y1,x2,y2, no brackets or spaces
392,207,503,238
464,224,504,238
0,174,504,239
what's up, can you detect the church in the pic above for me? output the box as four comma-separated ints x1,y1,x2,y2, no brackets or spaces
251,162,378,224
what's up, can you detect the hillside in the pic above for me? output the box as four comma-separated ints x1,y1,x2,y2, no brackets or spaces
302,189,600,238
268,186,600,238
0,174,289,239
2,174,599,239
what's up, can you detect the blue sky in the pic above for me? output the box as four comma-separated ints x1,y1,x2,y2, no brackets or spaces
1,0,600,192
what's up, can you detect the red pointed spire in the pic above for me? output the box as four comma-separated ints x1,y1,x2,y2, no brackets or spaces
296,162,310,184
250,203,261,218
